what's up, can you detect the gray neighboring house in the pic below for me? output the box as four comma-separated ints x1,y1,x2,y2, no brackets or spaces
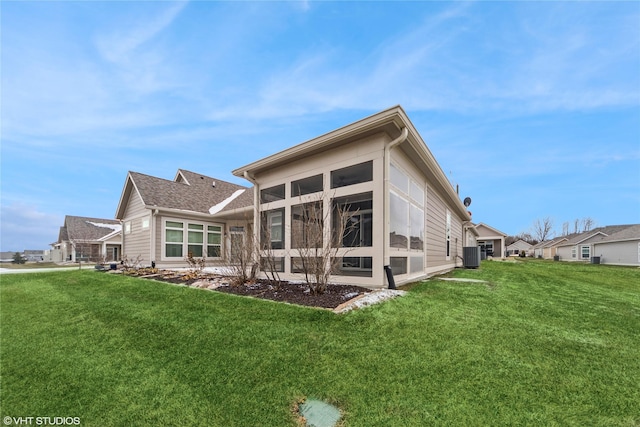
50,216,122,263
473,223,507,258
115,169,254,269
555,224,638,264
0,252,16,262
23,250,45,262
591,224,640,266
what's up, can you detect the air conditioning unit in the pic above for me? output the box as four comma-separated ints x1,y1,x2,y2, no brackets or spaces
463,246,481,268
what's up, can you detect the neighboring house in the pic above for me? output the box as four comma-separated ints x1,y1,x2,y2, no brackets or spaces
474,223,507,259
555,225,637,263
50,216,122,263
115,169,254,269
592,224,640,266
232,105,476,288
0,252,16,263
506,239,533,256
23,250,45,262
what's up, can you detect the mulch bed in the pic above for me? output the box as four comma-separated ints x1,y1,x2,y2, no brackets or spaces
216,281,366,309
114,268,368,309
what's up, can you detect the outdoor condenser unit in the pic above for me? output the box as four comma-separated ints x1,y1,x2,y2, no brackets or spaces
463,246,481,268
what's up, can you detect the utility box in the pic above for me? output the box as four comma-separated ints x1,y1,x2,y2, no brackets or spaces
463,246,481,268
591,256,601,264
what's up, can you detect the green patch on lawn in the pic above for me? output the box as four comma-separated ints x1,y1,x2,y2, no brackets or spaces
1,261,639,426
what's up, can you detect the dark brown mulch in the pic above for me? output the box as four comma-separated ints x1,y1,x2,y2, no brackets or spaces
117,268,368,309
215,281,367,309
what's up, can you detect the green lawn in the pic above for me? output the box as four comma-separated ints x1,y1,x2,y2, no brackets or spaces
1,260,639,426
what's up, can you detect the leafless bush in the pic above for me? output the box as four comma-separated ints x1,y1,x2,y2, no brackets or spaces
121,254,143,271
291,194,354,295
185,254,206,274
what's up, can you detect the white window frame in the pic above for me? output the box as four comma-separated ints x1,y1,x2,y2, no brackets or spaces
124,221,132,235
581,245,590,260
161,218,224,260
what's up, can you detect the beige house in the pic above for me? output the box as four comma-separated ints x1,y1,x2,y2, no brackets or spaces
506,239,532,257
232,106,476,288
473,223,506,259
116,106,477,288
50,215,122,263
115,170,253,268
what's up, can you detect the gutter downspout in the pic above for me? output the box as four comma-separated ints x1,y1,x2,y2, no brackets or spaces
383,127,408,288
243,171,260,264
151,209,159,267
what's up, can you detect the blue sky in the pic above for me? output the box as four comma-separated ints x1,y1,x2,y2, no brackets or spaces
1,1,639,252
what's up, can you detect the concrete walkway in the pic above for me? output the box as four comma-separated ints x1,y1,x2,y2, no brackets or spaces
0,265,96,274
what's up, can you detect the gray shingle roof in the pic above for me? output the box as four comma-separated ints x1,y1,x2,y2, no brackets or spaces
61,216,121,242
129,169,253,215
556,224,638,247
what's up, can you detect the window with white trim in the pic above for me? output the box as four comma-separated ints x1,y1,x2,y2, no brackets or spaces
581,245,590,260
164,220,223,259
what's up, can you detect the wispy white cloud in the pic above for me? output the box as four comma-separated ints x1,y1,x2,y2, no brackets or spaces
0,203,63,251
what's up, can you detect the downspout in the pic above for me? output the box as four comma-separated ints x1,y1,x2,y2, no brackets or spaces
383,127,408,288
151,209,159,267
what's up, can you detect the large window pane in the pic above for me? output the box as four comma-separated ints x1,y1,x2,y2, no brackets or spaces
166,229,183,243
390,191,409,249
188,231,203,244
333,193,372,248
410,205,424,250
390,163,409,193
291,202,323,248
335,256,373,277
188,245,203,257
390,257,407,275
331,161,373,189
410,181,424,206
261,209,284,249
291,174,323,197
260,184,285,203
166,244,182,257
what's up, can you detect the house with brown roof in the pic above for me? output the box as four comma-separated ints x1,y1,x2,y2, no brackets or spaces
116,106,478,288
50,215,122,262
115,169,253,268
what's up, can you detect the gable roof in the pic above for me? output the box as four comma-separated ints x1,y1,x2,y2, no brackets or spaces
116,169,253,219
474,222,508,238
507,239,533,250
59,216,121,242
592,224,640,244
556,224,638,247
232,105,471,220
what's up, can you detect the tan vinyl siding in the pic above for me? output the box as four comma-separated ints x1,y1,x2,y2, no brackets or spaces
426,185,447,267
122,191,151,265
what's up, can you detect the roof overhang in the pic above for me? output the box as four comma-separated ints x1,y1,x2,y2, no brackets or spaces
233,105,470,220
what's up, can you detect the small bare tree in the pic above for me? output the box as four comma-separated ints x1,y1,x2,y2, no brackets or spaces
531,217,554,242
291,194,355,295
226,224,258,286
260,225,282,287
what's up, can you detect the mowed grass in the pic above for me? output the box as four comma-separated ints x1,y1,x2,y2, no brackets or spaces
1,260,639,426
